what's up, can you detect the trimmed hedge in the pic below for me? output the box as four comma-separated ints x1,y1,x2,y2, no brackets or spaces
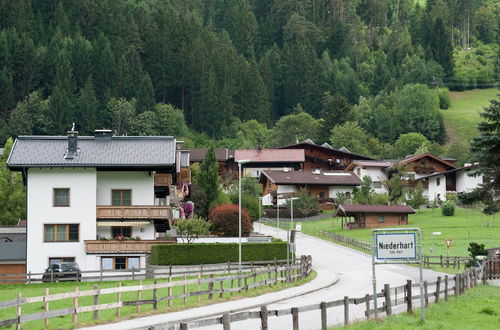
151,242,288,265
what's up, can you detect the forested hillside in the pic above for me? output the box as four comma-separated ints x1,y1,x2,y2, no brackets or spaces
0,0,498,159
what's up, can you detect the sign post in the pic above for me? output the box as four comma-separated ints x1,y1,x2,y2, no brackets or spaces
371,228,424,322
430,231,442,253
445,238,452,258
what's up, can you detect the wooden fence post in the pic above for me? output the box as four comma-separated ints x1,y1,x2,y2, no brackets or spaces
137,280,142,313
93,284,99,320
219,279,224,298
473,268,478,287
16,292,21,330
183,275,187,304
222,312,231,330
440,255,443,267
454,275,459,296
292,307,299,330
423,281,429,308
168,276,173,307
153,280,158,309
116,283,122,317
444,275,449,301
73,287,79,325
365,294,371,319
208,274,214,299
384,284,392,315
406,280,412,314
320,301,327,330
344,296,349,325
260,305,268,330
435,276,441,303
180,322,188,330
44,288,50,327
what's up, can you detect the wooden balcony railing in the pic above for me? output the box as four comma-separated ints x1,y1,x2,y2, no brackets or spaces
154,173,173,186
96,206,172,220
85,240,175,254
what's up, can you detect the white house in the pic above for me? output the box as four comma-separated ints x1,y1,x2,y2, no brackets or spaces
416,165,483,202
345,160,393,194
7,129,179,273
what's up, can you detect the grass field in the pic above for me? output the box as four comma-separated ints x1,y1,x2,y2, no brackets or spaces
271,208,499,257
337,284,500,329
441,88,498,145
0,270,316,329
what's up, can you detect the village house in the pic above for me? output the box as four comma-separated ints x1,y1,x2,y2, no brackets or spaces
189,148,235,180
7,129,180,273
0,220,26,278
336,204,416,229
235,148,305,178
415,164,483,202
279,139,373,171
259,169,363,206
345,160,394,194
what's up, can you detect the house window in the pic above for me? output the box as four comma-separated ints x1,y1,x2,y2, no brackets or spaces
356,168,361,176
318,192,325,199
101,256,140,270
49,257,75,265
436,178,441,186
44,224,79,242
373,181,382,188
400,215,406,222
53,188,70,206
112,226,132,238
378,216,385,223
112,190,131,206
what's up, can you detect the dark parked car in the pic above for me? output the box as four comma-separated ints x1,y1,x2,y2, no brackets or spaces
42,262,82,282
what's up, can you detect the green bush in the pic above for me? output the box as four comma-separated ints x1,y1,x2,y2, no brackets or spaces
151,242,288,265
230,192,260,221
441,201,455,216
437,88,451,109
445,193,458,204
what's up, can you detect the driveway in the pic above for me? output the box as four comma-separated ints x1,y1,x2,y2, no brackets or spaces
84,223,445,329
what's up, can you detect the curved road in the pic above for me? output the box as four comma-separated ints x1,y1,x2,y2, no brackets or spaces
85,223,444,330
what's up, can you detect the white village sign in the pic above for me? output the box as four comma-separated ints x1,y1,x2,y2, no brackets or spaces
376,233,416,260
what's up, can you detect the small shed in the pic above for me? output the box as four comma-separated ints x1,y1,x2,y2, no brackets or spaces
336,204,416,229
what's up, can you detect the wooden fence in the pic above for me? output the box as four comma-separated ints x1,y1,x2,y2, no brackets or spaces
169,259,498,330
0,258,301,284
0,256,312,328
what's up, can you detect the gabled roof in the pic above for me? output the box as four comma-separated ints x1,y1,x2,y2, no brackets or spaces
7,136,176,169
260,170,363,186
0,242,26,262
399,153,457,169
336,204,416,215
189,148,233,162
346,160,394,171
279,141,374,160
235,149,305,163
415,164,478,181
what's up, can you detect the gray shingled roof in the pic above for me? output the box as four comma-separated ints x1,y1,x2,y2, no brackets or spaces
7,136,176,168
0,242,26,261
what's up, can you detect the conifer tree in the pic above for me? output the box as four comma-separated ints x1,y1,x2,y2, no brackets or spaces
135,72,156,113
195,145,220,218
0,138,26,225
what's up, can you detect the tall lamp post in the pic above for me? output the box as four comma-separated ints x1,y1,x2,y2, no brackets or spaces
287,197,299,282
237,160,251,273
258,196,263,232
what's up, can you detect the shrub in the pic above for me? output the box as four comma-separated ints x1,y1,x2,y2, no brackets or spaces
288,188,321,218
209,190,231,211
437,88,451,109
176,217,211,243
209,204,252,237
371,193,390,205
441,201,455,216
445,193,458,204
229,192,260,221
151,242,287,265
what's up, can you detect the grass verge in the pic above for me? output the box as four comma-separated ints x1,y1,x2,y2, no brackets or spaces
0,270,316,329
335,284,500,329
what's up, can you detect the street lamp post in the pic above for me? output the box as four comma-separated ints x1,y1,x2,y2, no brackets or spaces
237,160,250,274
287,197,299,283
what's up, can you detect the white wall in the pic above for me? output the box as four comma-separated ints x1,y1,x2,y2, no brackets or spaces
96,171,154,205
243,167,294,178
427,175,446,202
26,168,97,273
276,185,295,205
456,169,483,193
329,185,356,198
354,166,388,193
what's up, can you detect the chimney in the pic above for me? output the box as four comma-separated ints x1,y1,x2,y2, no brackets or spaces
94,129,113,139
65,123,78,159
256,145,262,152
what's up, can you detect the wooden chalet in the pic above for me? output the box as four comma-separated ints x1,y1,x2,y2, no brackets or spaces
189,148,235,180
279,139,373,171
397,153,457,179
336,204,416,230
235,148,305,178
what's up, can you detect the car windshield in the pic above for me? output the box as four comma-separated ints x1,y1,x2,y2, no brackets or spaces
61,263,79,271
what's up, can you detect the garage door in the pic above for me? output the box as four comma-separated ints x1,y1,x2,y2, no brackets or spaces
0,264,26,284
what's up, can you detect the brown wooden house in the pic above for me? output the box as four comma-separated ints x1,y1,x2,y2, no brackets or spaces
397,153,457,179
189,148,235,180
336,204,416,230
279,140,373,171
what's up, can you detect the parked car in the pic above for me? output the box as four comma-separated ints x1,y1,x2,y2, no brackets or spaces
42,262,82,282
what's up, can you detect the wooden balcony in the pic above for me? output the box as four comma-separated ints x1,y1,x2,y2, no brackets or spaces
96,206,172,220
85,240,175,254
154,173,173,186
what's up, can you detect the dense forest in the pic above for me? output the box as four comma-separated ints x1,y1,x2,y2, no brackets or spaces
0,0,498,160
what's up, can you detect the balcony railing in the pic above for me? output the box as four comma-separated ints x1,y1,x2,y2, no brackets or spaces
154,173,173,186
96,206,172,220
85,240,175,254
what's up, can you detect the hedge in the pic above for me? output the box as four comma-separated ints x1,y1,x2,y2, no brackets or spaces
150,242,288,265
